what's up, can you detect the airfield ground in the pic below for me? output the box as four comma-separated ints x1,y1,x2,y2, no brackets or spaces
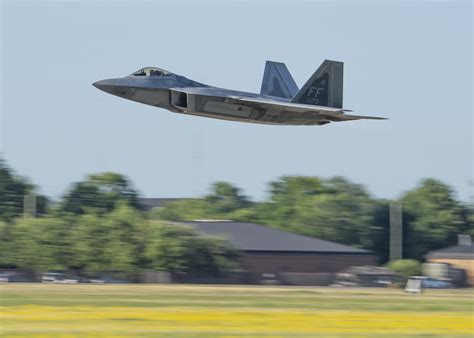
0,284,473,337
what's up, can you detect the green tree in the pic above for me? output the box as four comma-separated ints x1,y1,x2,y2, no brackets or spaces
151,199,208,221
386,259,421,279
70,205,145,272
301,178,375,248
463,202,474,236
226,207,258,222
256,176,377,249
400,178,467,259
0,158,48,221
59,172,142,215
146,222,238,276
153,182,252,221
205,182,252,215
9,217,73,271
0,221,15,267
254,176,325,232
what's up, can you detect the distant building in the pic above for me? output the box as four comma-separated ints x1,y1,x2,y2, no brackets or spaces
179,221,375,275
425,244,474,286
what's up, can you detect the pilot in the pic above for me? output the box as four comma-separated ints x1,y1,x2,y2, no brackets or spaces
150,69,164,76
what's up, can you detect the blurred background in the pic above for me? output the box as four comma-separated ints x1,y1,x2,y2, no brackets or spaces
1,162,473,286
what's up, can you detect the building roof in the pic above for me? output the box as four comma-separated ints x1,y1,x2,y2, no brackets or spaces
179,221,371,254
138,198,193,211
426,244,474,260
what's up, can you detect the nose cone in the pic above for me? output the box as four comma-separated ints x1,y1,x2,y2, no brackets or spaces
92,79,117,94
93,78,135,99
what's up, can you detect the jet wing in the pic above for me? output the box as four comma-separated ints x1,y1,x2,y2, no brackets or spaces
227,96,387,121
174,87,386,124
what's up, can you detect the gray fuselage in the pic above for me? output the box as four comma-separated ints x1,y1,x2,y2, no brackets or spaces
93,69,302,125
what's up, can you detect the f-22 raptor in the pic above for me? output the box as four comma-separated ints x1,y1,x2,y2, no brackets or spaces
93,60,386,126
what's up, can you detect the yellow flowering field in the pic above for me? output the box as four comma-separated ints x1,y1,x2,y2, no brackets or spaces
1,284,473,337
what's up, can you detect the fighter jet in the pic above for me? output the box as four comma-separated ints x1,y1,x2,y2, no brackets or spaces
93,60,386,126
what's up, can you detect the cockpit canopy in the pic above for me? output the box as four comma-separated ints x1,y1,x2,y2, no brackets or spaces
131,67,172,77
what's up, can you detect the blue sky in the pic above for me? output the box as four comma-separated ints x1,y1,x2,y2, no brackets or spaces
1,0,472,201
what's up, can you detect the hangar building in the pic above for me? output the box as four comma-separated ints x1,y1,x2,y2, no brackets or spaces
425,244,474,286
179,221,375,275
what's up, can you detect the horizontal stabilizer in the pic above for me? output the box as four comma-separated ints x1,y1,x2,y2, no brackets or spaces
319,112,388,121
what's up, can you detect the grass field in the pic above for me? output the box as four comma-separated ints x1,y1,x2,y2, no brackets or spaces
0,284,473,337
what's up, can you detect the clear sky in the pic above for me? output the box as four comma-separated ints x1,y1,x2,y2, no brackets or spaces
1,0,472,202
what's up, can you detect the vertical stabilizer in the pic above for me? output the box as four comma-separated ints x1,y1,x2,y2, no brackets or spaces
291,60,343,108
260,61,299,99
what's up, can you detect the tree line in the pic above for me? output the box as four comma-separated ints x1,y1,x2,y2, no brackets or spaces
155,177,473,262
0,158,472,274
